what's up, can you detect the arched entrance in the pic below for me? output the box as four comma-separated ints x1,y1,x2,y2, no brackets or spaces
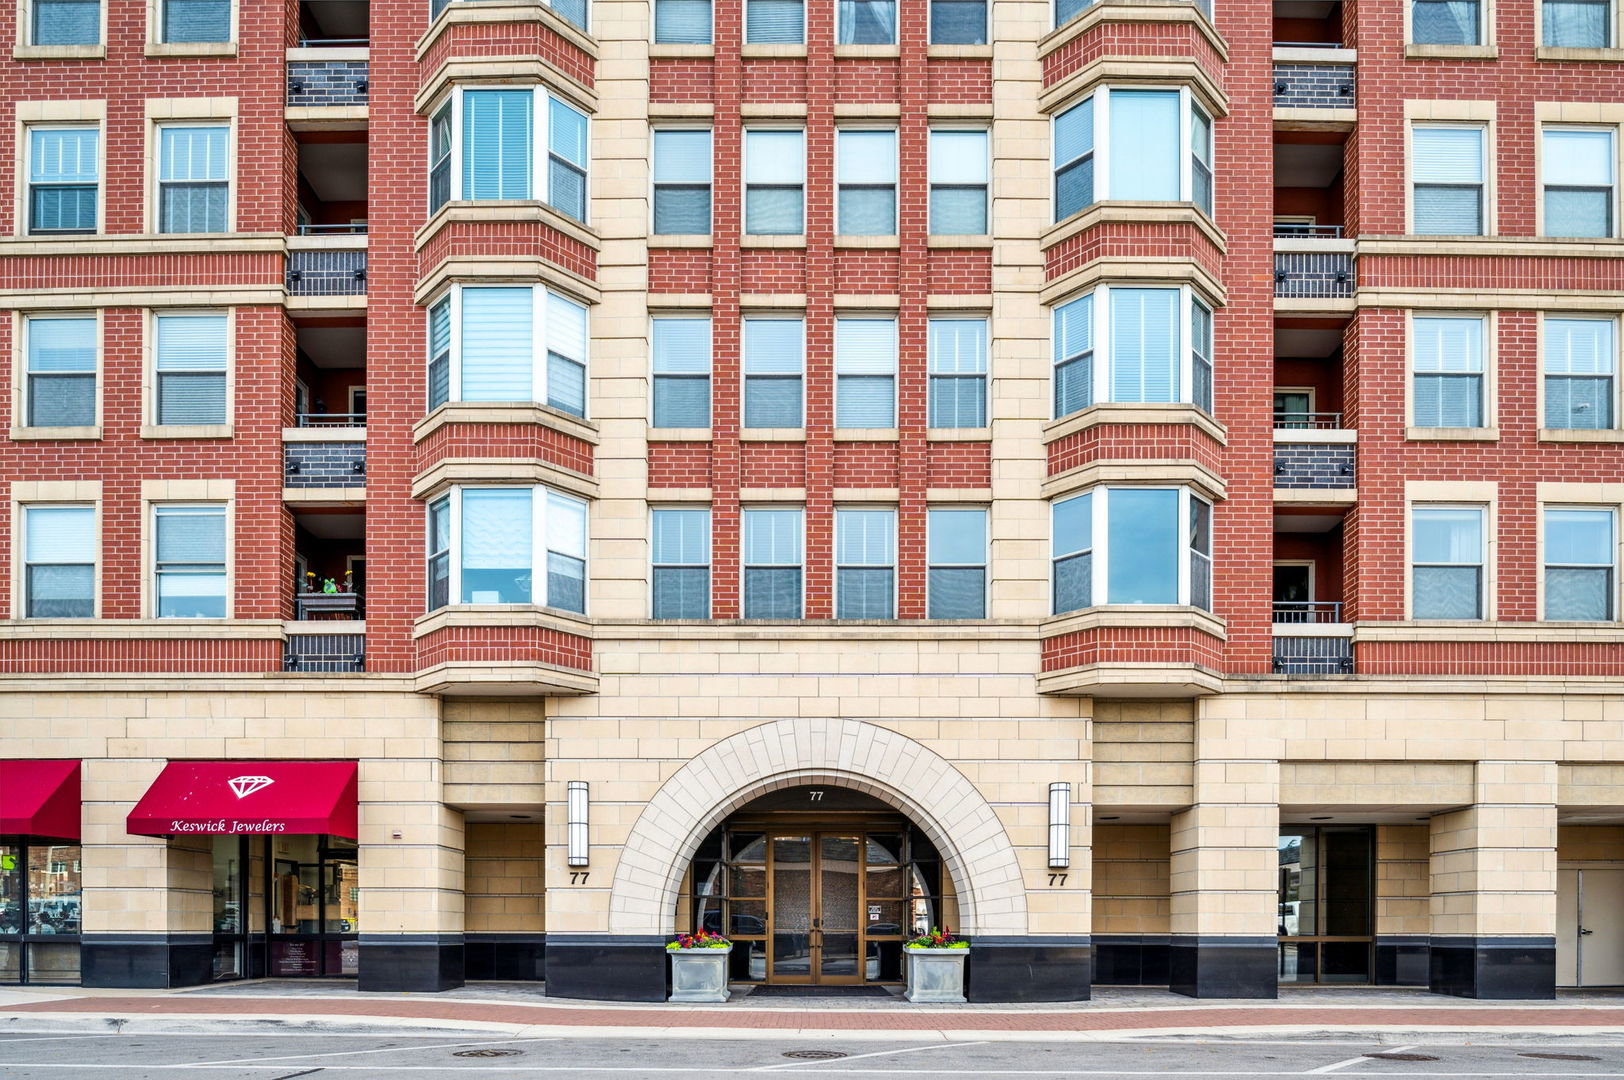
682,785,953,987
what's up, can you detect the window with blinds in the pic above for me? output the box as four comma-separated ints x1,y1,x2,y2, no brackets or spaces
1412,315,1485,428
837,130,897,236
836,508,895,619
1411,505,1485,619
1412,125,1486,235
930,0,984,42
1052,285,1212,419
743,318,804,428
25,316,96,428
1543,128,1614,239
1545,507,1615,621
32,0,99,44
653,129,712,235
928,318,987,429
452,88,590,222
427,496,451,611
928,507,986,618
158,125,228,233
652,507,711,619
1543,0,1610,46
1412,0,1480,43
1052,486,1212,612
24,505,94,618
835,318,897,428
429,105,452,214
744,130,805,235
155,313,227,425
1192,300,1214,414
1051,493,1093,615
929,130,988,235
838,0,894,43
28,127,98,234
462,90,532,201
746,0,803,42
743,507,802,619
446,486,589,611
431,285,590,415
1544,316,1615,430
154,504,226,619
545,491,588,613
653,317,712,428
1054,89,1212,222
1110,288,1180,404
655,0,712,41
161,0,228,42
1053,294,1093,418
548,98,589,222
1055,0,1089,27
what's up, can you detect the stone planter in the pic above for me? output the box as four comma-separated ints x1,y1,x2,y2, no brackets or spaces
904,946,968,1003
668,945,732,1002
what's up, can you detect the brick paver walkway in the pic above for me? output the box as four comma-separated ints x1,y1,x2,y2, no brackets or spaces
8,996,1624,1033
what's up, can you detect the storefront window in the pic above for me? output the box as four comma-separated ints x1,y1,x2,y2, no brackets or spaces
0,841,82,984
1278,826,1373,985
212,835,245,980
269,835,359,977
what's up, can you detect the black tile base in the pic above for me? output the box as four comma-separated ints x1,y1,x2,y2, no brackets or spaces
81,934,212,989
544,936,668,1002
1169,936,1278,998
1092,934,1170,986
967,936,1091,1002
357,934,465,992
466,933,545,981
1429,936,1555,999
1375,936,1430,987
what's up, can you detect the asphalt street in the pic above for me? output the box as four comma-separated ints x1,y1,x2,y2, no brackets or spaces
2,1031,1624,1079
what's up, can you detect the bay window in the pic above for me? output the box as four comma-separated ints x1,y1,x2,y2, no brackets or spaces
425,284,590,417
1544,315,1616,430
436,87,591,223
1411,505,1486,620
1051,487,1213,613
1545,507,1615,621
1051,285,1215,418
1412,315,1485,428
1053,88,1214,222
427,486,589,613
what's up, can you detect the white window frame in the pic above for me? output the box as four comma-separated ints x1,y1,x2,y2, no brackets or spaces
1409,122,1490,236
927,0,986,43
1408,502,1489,621
835,127,898,237
742,127,806,237
926,505,988,619
428,283,590,417
1537,0,1614,47
741,505,805,619
1052,86,1212,222
1050,486,1212,611
742,315,805,429
20,502,97,619
1541,504,1618,622
745,0,804,43
650,314,713,429
1541,312,1619,432
926,315,989,429
834,314,898,429
437,85,591,223
835,0,896,44
1050,284,1213,416
155,120,231,235
653,0,714,42
834,505,897,620
435,484,590,613
151,502,228,619
22,312,98,429
25,123,101,236
1540,124,1618,239
1409,311,1489,430
650,126,713,236
928,127,990,236
151,309,230,428
650,504,712,620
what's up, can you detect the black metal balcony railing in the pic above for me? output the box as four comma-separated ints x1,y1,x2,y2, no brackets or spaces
1274,443,1356,488
287,248,367,296
287,59,370,108
1274,251,1354,299
1273,40,1347,48
297,412,366,428
1272,635,1354,675
296,222,368,236
1272,600,1345,624
294,592,363,620
285,442,366,486
284,631,365,673
1272,62,1356,109
1273,223,1344,238
1274,411,1345,429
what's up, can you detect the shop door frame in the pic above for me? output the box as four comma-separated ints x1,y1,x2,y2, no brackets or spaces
764,831,866,986
263,836,360,977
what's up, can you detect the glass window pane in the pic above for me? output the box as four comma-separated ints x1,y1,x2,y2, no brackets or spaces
1052,492,1091,558
27,317,95,373
1545,129,1613,186
163,0,228,42
460,287,533,401
1413,565,1482,619
930,0,984,42
928,566,985,618
1547,567,1612,620
744,378,801,427
1110,91,1179,201
746,0,803,42
1544,0,1609,45
1106,489,1179,604
27,506,94,564
1547,508,1614,566
549,98,589,167
838,567,893,618
27,844,81,935
1110,288,1180,403
461,489,533,603
462,90,533,201
744,508,802,564
929,508,986,564
838,187,896,235
744,567,800,618
744,320,803,373
1413,127,1484,183
746,131,805,183
838,0,894,43
654,566,710,618
745,186,803,234
655,376,711,427
1413,506,1483,565
654,507,710,564
30,128,98,184
656,0,712,41
160,126,228,182
838,131,897,183
1413,0,1480,43
837,508,894,565
929,186,987,234
34,0,100,44
930,130,988,184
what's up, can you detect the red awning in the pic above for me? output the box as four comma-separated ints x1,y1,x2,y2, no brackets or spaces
127,761,358,840
0,760,80,839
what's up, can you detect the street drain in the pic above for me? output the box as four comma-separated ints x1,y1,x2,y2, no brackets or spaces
1519,1052,1600,1062
453,1049,523,1058
1363,1053,1441,1062
783,1050,848,1060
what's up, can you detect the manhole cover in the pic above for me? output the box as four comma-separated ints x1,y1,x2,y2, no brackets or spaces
1519,1052,1600,1062
1363,1053,1440,1062
452,1049,523,1058
783,1050,848,1060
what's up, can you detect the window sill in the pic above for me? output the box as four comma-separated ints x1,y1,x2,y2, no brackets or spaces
649,42,714,57
0,619,281,640
146,41,237,57
832,428,899,442
1043,201,1226,254
926,428,991,441
414,604,592,639
1044,402,1227,446
141,424,233,440
1404,43,1497,59
283,426,366,443
648,427,712,441
413,401,600,446
834,44,900,58
1406,426,1499,441
741,234,806,248
14,44,105,60
927,44,992,58
1539,427,1624,442
835,235,900,248
1536,45,1624,61
415,200,601,254
741,43,806,58
1041,604,1227,640
10,425,100,441
927,235,993,248
739,427,806,442
650,234,713,248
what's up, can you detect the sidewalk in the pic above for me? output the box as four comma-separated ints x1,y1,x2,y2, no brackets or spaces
5,983,1624,1042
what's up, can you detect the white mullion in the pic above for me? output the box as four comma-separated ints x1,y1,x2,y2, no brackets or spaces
534,88,549,204
533,485,548,607
448,488,464,606
1176,488,1192,606
450,86,464,201
533,285,548,405
1091,489,1108,607
1094,89,1111,201
1180,286,1193,406
1178,86,1193,203
448,285,464,402
1093,288,1109,406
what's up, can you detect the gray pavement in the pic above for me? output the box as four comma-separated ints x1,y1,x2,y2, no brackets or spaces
3,1031,1624,1079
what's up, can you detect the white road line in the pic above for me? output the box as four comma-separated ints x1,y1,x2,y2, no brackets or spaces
183,1036,562,1067
0,1065,1619,1076
750,1040,981,1071
1308,1044,1421,1073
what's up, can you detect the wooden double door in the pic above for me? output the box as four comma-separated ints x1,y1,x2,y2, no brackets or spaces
761,831,907,985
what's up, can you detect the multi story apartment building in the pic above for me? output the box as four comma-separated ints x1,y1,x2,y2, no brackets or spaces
0,0,1622,1004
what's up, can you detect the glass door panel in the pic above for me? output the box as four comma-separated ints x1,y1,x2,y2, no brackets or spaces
770,836,813,981
818,835,861,981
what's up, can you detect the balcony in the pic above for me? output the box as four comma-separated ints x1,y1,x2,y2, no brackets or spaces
284,626,365,673
284,436,366,488
1272,626,1353,675
287,51,369,109
294,590,362,620
1274,438,1355,489
1271,56,1356,111
287,237,367,298
1274,243,1354,300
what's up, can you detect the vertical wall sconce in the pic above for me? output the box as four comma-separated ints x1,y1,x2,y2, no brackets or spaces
1048,782,1071,869
567,780,590,867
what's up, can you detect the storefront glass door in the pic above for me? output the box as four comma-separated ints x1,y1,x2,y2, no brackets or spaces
1278,825,1373,984
267,835,359,976
0,839,83,984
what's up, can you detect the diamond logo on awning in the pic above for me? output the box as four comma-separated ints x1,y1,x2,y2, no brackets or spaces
227,775,275,799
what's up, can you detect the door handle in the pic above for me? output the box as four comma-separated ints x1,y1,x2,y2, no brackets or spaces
813,918,821,930
1581,927,1595,936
